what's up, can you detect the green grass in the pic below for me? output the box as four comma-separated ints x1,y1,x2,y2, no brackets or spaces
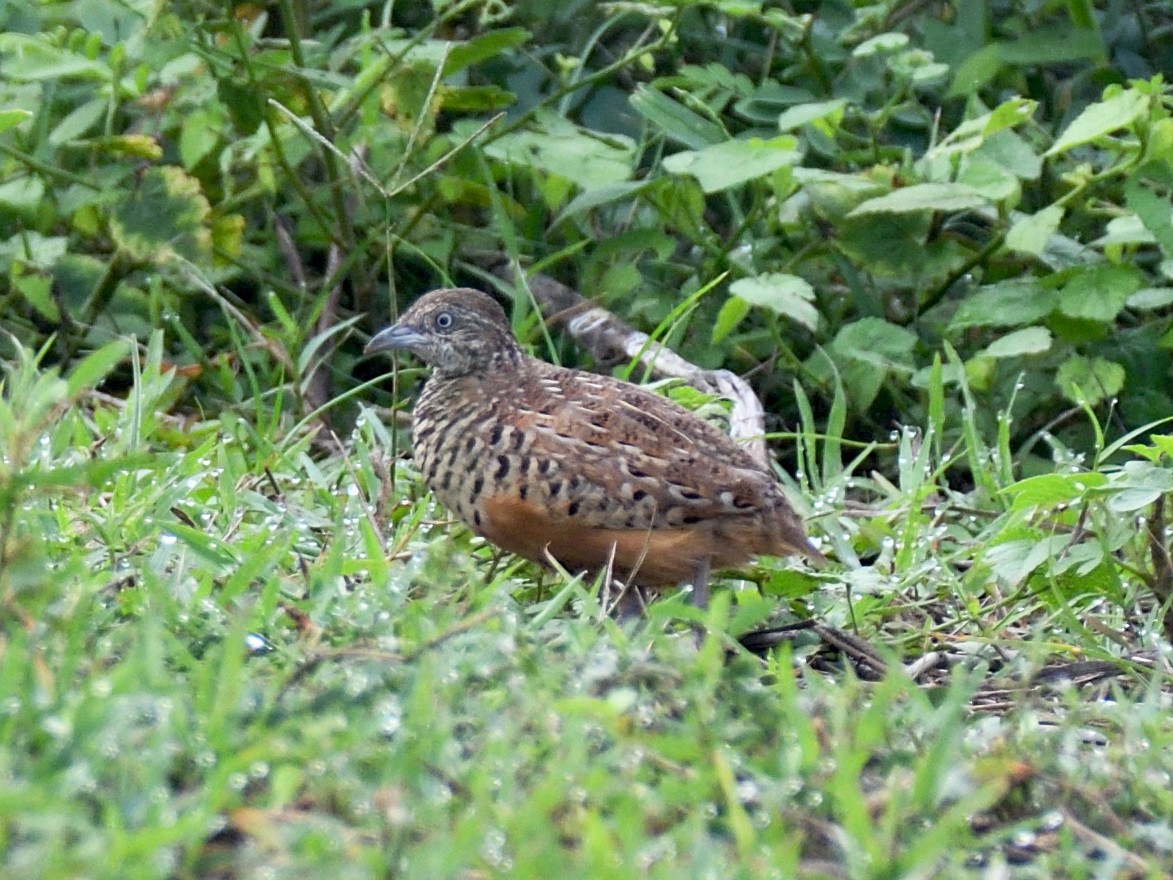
3,3,1172,876
2,339,1172,880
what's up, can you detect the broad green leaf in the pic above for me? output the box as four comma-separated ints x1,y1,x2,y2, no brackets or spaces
1057,264,1142,321
1160,324,1173,349
1004,206,1064,256
836,318,917,369
443,27,530,73
761,8,811,39
1050,542,1108,579
74,0,152,43
847,183,989,216
931,99,1037,159
645,176,705,234
212,213,245,261
975,129,1042,181
1107,486,1167,513
1063,0,1097,31
0,34,108,81
110,166,213,263
1095,214,1156,247
985,536,1068,586
1056,355,1125,405
853,32,909,56
1002,472,1107,512
806,318,916,410
979,326,1052,358
0,176,46,213
837,214,968,280
713,0,764,14
728,273,819,331
777,99,847,133
949,281,1057,331
1151,117,1173,169
484,113,634,190
910,361,965,389
12,269,58,321
1046,88,1147,156
984,97,1038,134
958,158,1020,201
556,181,651,223
48,98,105,145
0,109,32,134
1125,176,1173,260
217,76,265,135
66,339,132,398
1104,460,1173,512
1151,435,1173,460
1128,287,1173,310
964,355,996,391
629,87,726,150
180,108,225,169
791,168,889,220
947,45,1002,98
893,52,948,86
996,27,1105,66
662,137,798,194
53,253,105,309
440,84,515,112
1,232,69,270
735,80,816,124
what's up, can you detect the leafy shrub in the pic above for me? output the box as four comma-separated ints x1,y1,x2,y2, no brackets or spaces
1,3,1169,452
4,5,1173,876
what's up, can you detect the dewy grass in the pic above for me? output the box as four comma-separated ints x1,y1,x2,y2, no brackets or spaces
3,0,1172,874
0,340,1171,878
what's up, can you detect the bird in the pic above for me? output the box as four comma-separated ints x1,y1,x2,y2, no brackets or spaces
365,287,825,607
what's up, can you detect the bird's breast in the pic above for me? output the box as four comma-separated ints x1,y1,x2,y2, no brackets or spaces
410,378,545,535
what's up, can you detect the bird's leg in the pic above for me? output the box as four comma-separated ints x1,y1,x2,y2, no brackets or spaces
689,558,711,609
611,580,646,622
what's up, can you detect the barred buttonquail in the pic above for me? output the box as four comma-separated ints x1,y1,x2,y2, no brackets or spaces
366,287,824,604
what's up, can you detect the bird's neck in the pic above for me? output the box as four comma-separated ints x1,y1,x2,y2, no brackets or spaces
422,347,528,399
487,346,526,372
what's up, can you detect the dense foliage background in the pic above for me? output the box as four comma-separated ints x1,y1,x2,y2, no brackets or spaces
4,0,1171,445
2,1,1173,877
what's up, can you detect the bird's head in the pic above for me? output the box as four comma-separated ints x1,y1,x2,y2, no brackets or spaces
365,287,523,378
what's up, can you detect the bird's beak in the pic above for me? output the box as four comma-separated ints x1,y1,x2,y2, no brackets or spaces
365,323,426,356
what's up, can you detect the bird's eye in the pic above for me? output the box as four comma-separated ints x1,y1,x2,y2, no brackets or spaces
435,312,453,330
